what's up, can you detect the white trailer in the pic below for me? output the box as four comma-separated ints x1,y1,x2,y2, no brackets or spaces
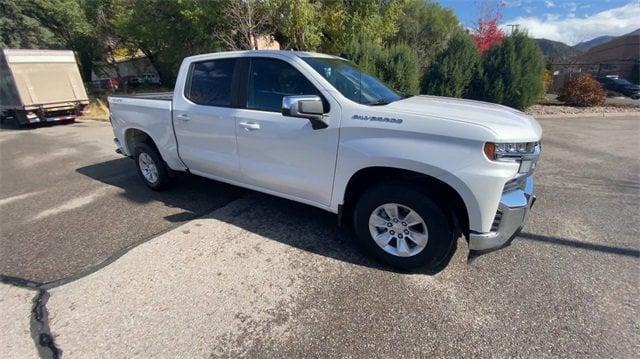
0,49,89,126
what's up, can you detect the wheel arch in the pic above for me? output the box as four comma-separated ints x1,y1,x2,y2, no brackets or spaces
124,127,160,156
340,166,473,237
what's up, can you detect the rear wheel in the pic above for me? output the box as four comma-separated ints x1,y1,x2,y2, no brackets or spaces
134,143,171,191
353,183,454,270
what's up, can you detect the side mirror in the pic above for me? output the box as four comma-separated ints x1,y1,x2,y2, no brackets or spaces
281,95,329,130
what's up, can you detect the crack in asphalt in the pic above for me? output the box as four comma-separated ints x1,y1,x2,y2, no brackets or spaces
2,193,247,290
1,193,246,357
0,276,60,358
31,290,60,359
0,275,43,289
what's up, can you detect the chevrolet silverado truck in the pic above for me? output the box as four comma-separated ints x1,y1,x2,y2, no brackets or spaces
108,51,541,270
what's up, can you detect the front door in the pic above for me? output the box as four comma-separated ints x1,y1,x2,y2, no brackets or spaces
235,57,340,206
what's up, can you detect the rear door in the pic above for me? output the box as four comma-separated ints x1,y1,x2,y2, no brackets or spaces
172,57,242,180
234,56,341,206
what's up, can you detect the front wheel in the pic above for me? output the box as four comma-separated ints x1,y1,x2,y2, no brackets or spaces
134,143,171,191
353,183,454,271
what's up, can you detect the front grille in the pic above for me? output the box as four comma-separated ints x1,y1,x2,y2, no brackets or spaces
491,210,503,232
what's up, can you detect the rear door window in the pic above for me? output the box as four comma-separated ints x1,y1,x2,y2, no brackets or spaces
187,58,236,107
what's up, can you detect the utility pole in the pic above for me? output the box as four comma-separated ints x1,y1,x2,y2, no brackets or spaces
506,24,520,34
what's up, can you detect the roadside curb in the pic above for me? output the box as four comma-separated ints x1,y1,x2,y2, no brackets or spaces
531,111,640,119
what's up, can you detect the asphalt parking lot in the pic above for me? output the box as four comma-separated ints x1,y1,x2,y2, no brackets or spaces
1,116,638,358
0,122,244,283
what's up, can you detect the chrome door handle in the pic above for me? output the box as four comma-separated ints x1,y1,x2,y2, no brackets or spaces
177,114,190,121
239,122,260,131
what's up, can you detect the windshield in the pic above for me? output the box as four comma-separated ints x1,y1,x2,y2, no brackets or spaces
301,56,402,106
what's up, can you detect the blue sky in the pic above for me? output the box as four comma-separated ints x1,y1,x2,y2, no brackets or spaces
436,0,640,45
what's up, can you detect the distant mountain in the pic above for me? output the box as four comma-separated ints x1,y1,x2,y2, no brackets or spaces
536,28,640,63
573,36,615,52
573,28,640,52
535,38,583,62
574,30,640,65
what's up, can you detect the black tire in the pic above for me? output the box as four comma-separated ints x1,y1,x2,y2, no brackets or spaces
353,183,454,271
134,142,172,191
1,111,23,129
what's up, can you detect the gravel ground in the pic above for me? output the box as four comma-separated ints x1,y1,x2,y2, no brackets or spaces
527,104,640,116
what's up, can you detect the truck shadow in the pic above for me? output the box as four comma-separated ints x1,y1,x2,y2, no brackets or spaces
76,157,246,220
518,232,639,258
76,158,455,274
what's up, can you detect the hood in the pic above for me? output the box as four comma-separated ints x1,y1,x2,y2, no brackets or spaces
384,95,542,142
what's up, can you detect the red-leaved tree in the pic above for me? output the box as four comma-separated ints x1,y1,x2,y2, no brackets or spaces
472,0,506,53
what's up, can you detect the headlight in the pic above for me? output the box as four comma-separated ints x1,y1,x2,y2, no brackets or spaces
484,142,539,161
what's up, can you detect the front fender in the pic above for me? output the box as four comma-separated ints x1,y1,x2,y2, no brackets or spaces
331,129,486,231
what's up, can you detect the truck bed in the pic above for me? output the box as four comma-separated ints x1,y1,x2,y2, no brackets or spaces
108,91,188,171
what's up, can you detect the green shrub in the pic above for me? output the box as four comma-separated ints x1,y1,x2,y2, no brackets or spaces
381,44,420,95
559,74,606,107
394,0,463,70
342,37,420,95
422,32,480,97
342,35,385,78
470,30,545,110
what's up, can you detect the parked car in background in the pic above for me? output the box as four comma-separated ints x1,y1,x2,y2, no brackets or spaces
0,49,89,126
142,73,161,85
105,78,119,90
108,51,542,270
125,77,143,88
597,76,640,99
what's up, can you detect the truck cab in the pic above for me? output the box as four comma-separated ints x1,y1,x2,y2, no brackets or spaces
109,51,541,270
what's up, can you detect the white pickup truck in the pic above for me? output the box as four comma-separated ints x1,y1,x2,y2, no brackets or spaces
109,50,541,270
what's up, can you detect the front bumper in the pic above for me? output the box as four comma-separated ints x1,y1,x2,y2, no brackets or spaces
468,176,535,251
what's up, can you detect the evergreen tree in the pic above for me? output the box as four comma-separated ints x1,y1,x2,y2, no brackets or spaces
473,30,545,110
342,37,419,95
394,0,463,70
0,0,62,49
422,32,480,97
383,44,420,95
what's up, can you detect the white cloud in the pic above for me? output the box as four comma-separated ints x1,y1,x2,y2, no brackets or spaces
503,0,524,8
544,13,561,21
544,0,555,8
564,2,578,12
501,2,640,45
